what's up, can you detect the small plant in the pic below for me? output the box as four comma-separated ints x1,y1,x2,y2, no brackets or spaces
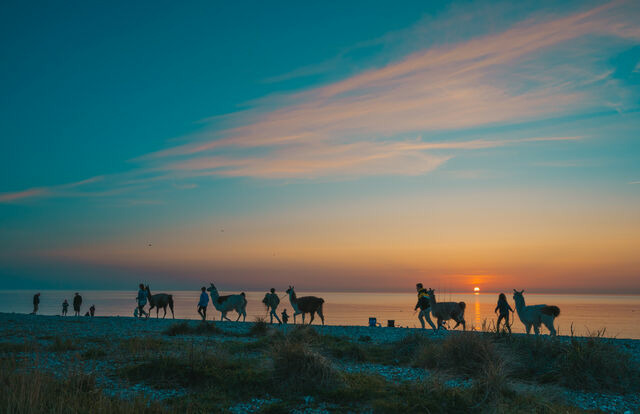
271,340,343,393
163,321,221,336
249,317,269,336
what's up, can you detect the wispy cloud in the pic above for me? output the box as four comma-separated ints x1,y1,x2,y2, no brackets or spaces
140,1,637,180
0,176,104,203
0,188,48,203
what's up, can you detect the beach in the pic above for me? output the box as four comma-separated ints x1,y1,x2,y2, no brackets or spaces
1,312,639,413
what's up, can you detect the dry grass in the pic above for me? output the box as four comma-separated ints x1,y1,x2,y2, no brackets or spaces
271,340,343,393
0,359,168,414
163,321,221,337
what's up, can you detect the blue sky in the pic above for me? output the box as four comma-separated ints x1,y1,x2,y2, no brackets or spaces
1,0,639,292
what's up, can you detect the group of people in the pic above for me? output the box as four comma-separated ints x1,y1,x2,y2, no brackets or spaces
31,284,514,330
414,283,514,332
194,286,289,324
30,292,95,317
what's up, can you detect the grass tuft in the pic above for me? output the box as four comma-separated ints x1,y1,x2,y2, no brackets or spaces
271,340,343,393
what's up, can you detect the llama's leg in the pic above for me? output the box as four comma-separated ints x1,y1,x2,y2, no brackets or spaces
156,307,159,318
242,310,246,322
170,303,174,319
163,307,167,319
533,324,540,335
308,311,315,325
543,317,556,336
526,324,531,334
318,306,324,325
220,311,225,321
437,318,443,331
302,313,306,324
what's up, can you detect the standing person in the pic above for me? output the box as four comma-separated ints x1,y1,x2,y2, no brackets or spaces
197,286,209,321
62,299,69,316
31,293,40,314
136,284,148,318
89,305,95,317
414,283,436,330
262,288,282,324
73,293,82,316
494,293,514,333
281,309,289,325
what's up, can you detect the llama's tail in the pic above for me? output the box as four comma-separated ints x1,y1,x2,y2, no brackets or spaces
541,305,560,317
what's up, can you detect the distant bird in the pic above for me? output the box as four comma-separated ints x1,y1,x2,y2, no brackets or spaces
220,229,224,232
148,243,152,246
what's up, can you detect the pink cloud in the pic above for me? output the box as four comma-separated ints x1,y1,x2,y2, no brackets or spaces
0,188,47,203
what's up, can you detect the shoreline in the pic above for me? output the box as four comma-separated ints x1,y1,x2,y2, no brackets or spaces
3,311,640,348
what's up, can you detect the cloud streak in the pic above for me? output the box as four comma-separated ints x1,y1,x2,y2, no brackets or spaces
140,1,637,180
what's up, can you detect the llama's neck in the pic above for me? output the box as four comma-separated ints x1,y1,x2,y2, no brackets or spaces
288,291,299,311
209,289,219,300
514,297,526,314
428,293,437,306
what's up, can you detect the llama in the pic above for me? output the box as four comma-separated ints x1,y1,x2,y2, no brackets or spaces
426,289,466,330
145,285,175,319
285,286,324,325
512,289,560,336
207,283,247,322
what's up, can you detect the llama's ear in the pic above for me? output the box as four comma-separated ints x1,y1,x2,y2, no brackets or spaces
513,289,517,293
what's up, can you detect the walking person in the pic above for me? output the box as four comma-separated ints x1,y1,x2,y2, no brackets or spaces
73,293,82,316
262,288,282,324
136,284,148,318
281,309,289,325
495,293,514,333
62,299,69,316
197,286,209,321
414,283,437,330
89,304,95,317
31,293,40,314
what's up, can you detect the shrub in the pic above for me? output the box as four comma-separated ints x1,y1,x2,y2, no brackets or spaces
163,321,220,337
250,317,269,336
271,340,343,393
557,337,640,393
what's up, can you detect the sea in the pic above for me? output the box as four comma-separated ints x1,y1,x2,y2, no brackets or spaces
1,290,638,339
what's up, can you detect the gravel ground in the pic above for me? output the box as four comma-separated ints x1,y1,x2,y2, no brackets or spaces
1,312,639,413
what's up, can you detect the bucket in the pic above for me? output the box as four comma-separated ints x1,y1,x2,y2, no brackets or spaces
368,317,377,327
387,320,395,327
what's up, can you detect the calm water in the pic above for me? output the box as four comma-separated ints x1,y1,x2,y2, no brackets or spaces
1,290,639,339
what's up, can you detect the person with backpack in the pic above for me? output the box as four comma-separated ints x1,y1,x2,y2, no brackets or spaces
73,293,82,316
262,288,282,324
197,286,209,321
414,283,436,330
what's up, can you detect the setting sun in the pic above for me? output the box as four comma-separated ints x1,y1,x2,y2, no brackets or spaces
474,287,480,293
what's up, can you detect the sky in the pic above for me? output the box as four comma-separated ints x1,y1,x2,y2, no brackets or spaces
1,0,639,293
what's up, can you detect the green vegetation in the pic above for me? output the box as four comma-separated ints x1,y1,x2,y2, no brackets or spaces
2,317,637,413
163,321,222,336
0,359,168,414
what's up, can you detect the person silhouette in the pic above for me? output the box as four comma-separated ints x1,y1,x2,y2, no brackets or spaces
62,299,69,316
281,309,289,325
136,284,148,318
197,286,209,321
263,288,282,324
415,283,436,330
73,292,82,316
31,293,40,315
89,304,95,317
495,293,514,333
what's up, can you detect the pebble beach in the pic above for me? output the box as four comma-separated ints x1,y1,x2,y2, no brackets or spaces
1,312,639,413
